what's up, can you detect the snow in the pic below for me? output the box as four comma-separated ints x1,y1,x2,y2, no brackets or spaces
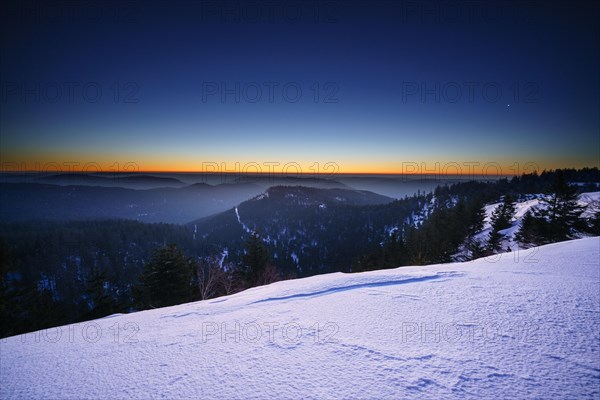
234,207,252,234
219,249,229,269
580,192,600,218
290,252,299,265
1,237,599,399
409,197,435,226
457,192,600,259
253,192,269,201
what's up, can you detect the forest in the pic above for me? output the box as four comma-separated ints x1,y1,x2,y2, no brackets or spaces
1,168,598,338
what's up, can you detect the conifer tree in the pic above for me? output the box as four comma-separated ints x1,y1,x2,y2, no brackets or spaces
0,239,10,314
493,194,516,231
588,209,600,235
467,238,486,260
468,203,486,236
236,231,277,288
515,210,542,246
536,170,585,242
516,172,586,246
487,194,516,252
85,269,117,319
137,244,192,309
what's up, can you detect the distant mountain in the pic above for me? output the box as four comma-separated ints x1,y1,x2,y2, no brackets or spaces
19,173,187,189
190,186,426,275
245,185,394,207
336,176,457,199
0,182,265,224
234,175,350,191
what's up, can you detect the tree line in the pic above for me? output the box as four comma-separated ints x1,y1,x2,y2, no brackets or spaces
352,169,599,271
0,225,279,337
133,231,281,310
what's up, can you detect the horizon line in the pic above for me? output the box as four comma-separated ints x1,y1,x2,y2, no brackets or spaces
1,168,597,176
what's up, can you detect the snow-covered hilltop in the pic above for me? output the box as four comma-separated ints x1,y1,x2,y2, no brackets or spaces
1,237,598,399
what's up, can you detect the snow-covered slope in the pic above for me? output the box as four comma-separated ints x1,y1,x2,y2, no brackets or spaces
455,191,600,260
1,238,599,399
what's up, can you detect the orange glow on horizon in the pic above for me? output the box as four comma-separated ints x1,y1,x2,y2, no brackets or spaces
0,162,598,178
1,151,597,176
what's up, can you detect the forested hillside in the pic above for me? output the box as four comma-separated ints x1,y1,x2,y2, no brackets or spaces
1,168,598,338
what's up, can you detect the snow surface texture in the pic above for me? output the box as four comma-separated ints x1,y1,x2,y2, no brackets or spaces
1,238,599,399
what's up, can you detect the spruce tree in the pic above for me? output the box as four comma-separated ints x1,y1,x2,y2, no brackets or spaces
467,238,486,260
487,229,503,253
516,209,556,247
85,269,117,319
495,194,516,230
137,244,192,309
236,231,274,288
0,238,13,336
538,170,585,242
0,239,10,310
487,194,516,252
588,210,600,235
468,203,486,236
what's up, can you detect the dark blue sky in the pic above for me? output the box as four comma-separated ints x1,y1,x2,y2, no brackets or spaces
1,0,598,173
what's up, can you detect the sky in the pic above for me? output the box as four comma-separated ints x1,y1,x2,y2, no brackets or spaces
1,0,599,175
